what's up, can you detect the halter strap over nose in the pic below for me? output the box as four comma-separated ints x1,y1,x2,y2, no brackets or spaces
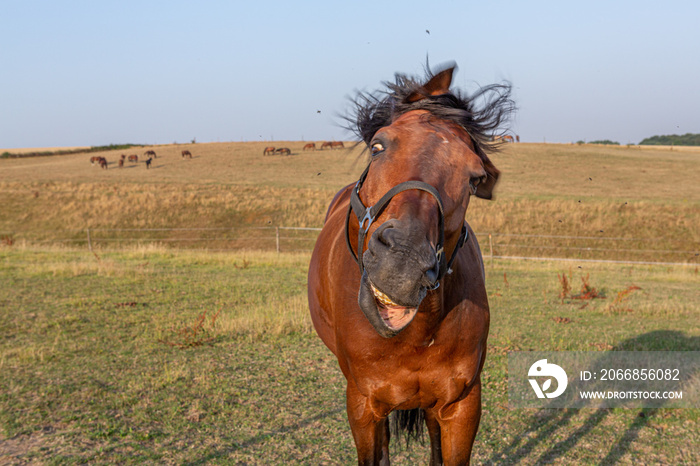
344,163,468,284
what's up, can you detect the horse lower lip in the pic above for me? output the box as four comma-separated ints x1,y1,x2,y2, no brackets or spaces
378,305,418,330
369,282,418,330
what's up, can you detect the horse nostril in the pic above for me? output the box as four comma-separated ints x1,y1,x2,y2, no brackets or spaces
424,260,439,285
376,224,397,248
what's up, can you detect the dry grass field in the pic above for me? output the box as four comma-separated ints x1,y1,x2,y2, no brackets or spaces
0,146,90,155
1,141,698,263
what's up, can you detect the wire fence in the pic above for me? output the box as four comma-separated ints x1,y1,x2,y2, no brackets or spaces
1,226,698,266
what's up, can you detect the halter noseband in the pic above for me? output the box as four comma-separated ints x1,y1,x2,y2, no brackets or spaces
345,163,469,288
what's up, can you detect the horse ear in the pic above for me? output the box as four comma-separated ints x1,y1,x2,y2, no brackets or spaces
407,66,456,103
475,156,500,200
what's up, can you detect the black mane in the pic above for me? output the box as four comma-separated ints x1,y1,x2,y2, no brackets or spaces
347,66,515,158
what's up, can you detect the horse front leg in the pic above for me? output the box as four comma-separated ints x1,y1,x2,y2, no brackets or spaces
424,409,443,465
436,380,482,466
346,382,391,465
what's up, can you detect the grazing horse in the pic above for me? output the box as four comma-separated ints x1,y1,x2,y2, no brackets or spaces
308,64,513,465
331,141,345,149
181,150,192,158
320,141,333,150
303,143,316,151
99,157,108,169
128,154,138,162
276,147,291,155
263,146,276,155
118,158,124,168
503,135,514,143
144,150,156,158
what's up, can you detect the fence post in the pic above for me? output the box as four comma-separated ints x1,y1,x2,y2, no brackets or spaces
276,226,280,253
86,228,93,252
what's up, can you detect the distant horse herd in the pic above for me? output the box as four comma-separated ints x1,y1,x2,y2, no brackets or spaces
86,135,520,172
263,141,345,156
87,141,351,169
89,150,166,170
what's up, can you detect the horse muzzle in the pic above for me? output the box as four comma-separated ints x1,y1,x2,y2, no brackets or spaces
356,220,440,337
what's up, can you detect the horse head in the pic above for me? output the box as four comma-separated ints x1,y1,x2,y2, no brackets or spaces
347,65,507,337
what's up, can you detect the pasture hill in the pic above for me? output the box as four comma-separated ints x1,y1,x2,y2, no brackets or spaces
0,140,698,264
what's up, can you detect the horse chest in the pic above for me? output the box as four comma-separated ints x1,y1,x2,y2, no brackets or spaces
345,341,478,408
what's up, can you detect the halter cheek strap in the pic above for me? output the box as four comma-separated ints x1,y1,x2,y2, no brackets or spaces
344,163,469,286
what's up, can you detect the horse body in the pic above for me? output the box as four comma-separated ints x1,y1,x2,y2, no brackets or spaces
308,65,512,465
263,146,276,155
303,143,316,151
320,141,333,150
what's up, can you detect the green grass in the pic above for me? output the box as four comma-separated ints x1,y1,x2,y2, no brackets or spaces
1,246,697,464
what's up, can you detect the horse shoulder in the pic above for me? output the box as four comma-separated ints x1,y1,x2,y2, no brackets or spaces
309,185,357,356
324,183,353,223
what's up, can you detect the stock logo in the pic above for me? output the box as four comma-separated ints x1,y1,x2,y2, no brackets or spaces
528,359,568,399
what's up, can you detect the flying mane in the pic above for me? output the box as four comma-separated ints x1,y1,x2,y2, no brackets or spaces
348,64,516,159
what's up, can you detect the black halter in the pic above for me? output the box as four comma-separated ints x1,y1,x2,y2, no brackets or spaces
345,163,469,288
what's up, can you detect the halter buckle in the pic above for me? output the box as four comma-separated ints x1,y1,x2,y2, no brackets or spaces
360,210,375,232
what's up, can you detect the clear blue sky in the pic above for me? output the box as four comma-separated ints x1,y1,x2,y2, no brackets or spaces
2,0,698,148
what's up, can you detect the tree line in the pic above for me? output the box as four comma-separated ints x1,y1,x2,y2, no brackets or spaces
638,133,700,146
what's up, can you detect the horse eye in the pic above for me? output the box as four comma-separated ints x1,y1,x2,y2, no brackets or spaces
469,175,486,194
370,142,385,156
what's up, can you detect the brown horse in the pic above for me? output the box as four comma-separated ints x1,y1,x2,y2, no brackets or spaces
128,154,138,162
303,143,316,151
275,147,291,155
144,150,156,158
181,150,192,158
330,141,345,149
99,157,108,169
308,65,513,465
320,141,333,150
263,146,276,155
503,135,514,143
